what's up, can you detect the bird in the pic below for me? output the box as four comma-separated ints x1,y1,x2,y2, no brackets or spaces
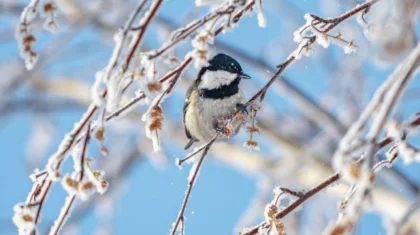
183,53,251,150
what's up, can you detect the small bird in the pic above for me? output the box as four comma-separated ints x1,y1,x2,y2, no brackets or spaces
183,53,251,150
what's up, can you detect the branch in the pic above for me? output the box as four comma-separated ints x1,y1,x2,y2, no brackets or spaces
170,135,219,235
121,0,163,72
49,122,91,235
240,115,420,235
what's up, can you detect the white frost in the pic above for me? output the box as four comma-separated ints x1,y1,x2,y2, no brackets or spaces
254,0,267,28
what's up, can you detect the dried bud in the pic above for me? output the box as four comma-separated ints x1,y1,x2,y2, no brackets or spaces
95,127,106,141
100,145,109,157
148,106,164,132
12,209,35,231
369,172,375,183
265,204,278,222
62,176,79,194
86,157,94,164
23,35,36,45
247,126,260,134
274,220,286,235
168,56,179,63
29,50,37,59
97,180,109,194
80,181,94,192
150,106,163,120
22,214,34,223
43,3,56,13
78,181,95,201
49,170,62,181
243,140,260,151
196,49,208,60
326,220,354,235
328,224,346,235
348,162,360,179
134,70,145,79
149,118,162,132
339,200,347,210
19,26,28,34
147,82,162,92
93,171,104,179
334,32,342,39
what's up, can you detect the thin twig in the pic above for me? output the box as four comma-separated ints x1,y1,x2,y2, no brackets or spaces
49,122,91,235
241,111,420,235
170,135,219,235
121,0,164,72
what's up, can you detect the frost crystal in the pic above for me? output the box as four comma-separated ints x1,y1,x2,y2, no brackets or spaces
16,0,59,70
188,162,200,186
398,141,420,164
49,195,74,235
191,30,214,69
254,0,267,28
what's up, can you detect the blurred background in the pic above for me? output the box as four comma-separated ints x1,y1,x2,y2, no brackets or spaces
1,0,420,234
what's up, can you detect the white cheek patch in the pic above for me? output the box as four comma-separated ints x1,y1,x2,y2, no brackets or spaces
199,70,238,90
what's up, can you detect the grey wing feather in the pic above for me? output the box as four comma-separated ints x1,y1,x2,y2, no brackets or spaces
183,79,200,139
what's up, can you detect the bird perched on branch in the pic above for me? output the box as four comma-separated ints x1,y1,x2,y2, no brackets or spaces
183,53,251,150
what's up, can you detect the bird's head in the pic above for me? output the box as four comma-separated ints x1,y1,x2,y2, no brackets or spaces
197,53,251,90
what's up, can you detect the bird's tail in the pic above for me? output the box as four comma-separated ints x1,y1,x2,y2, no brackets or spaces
184,138,196,150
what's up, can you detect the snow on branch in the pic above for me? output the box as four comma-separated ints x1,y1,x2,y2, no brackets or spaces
16,0,59,70
240,114,420,235
170,135,218,235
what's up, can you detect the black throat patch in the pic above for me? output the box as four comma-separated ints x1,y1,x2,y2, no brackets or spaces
199,77,240,99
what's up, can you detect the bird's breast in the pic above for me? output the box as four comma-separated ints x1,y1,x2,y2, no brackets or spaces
185,90,245,141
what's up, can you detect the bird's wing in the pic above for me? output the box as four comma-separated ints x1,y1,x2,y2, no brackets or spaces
183,101,192,139
183,79,200,139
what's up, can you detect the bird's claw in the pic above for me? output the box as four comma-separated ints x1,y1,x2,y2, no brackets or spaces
215,126,225,134
236,103,248,115
215,125,233,136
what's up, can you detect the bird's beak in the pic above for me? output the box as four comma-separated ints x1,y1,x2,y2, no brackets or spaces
240,72,251,79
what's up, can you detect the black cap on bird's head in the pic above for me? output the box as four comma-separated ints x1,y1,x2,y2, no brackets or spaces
196,53,251,98
205,53,251,79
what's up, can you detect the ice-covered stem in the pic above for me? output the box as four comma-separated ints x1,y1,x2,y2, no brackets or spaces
170,135,219,235
364,43,420,167
13,105,97,235
49,123,91,235
99,0,163,112
16,0,41,70
16,0,59,70
247,0,379,105
243,173,341,235
323,44,420,235
36,106,96,221
155,0,254,80
105,92,146,121
176,141,211,167
244,105,260,151
148,1,255,60
121,0,163,72
333,43,420,175
101,0,149,82
240,114,420,235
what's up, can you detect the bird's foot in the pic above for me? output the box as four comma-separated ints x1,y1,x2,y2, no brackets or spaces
215,124,234,137
236,103,248,115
